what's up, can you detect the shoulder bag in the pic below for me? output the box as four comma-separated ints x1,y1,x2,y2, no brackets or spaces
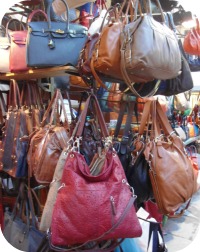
49,94,142,251
27,89,70,184
120,0,182,97
26,0,88,68
0,80,29,177
140,100,197,216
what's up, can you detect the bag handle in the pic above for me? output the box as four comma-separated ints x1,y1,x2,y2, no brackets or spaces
40,89,68,127
72,93,109,139
27,9,48,23
8,80,21,108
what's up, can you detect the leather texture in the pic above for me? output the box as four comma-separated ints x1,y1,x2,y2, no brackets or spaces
0,80,29,177
120,1,181,96
141,100,197,216
78,32,100,76
27,89,70,184
183,18,200,56
50,150,142,247
156,39,194,96
91,21,123,81
126,139,154,206
27,0,88,68
9,30,29,72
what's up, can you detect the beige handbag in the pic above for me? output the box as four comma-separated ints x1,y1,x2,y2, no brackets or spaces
120,0,181,96
0,26,10,73
39,148,68,231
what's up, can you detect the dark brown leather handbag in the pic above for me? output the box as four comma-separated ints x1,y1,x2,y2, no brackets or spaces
140,100,197,216
0,80,29,177
120,0,182,97
27,89,70,184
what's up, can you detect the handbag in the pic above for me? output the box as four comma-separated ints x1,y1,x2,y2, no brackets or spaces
0,80,29,177
90,3,128,87
39,148,69,232
49,94,142,250
120,0,182,97
183,17,200,56
26,0,88,68
3,182,49,252
141,100,197,216
27,89,70,184
0,24,10,73
9,10,47,73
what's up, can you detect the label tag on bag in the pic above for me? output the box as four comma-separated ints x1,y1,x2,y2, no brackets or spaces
137,207,150,219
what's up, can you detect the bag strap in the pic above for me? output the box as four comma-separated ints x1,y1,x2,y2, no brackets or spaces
8,80,21,108
74,94,109,139
40,89,68,127
27,9,48,23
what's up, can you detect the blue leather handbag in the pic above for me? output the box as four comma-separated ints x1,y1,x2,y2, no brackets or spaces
26,0,88,68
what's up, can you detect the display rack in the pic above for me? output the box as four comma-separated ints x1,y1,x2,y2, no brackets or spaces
0,66,79,81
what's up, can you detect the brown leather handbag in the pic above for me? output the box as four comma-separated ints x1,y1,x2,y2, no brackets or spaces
140,100,197,217
90,4,125,88
27,89,70,184
120,0,182,96
0,80,29,177
183,17,200,56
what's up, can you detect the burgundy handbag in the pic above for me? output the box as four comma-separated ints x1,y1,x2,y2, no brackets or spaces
9,10,47,73
49,94,142,251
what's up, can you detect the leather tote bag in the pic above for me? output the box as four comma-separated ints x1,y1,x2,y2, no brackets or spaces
27,89,70,184
140,100,197,216
49,94,142,250
120,0,182,97
26,0,88,68
183,17,200,56
0,80,29,178
9,10,47,73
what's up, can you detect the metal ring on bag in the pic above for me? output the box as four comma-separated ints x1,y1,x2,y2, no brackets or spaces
70,153,74,158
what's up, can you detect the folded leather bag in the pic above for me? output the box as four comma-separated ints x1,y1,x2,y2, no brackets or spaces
26,0,88,68
183,17,200,56
27,89,70,184
49,94,142,250
141,100,197,216
120,0,182,97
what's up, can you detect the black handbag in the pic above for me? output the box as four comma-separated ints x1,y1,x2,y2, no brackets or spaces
26,0,88,68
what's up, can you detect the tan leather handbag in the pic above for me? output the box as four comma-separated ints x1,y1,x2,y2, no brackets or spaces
183,17,200,56
90,3,128,90
139,100,197,216
27,89,70,184
120,0,182,96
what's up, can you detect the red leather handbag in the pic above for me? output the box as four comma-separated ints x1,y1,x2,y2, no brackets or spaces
9,10,47,73
49,94,142,250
